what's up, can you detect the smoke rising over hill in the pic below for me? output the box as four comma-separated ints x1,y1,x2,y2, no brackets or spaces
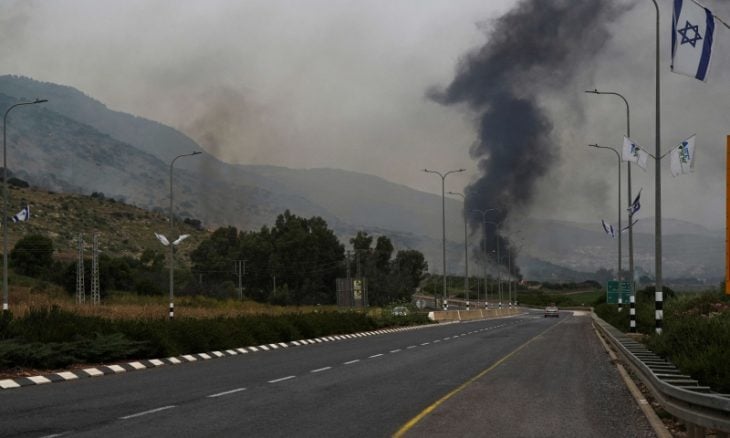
429,0,629,268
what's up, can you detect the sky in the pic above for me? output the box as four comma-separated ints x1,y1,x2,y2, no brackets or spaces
2,0,730,231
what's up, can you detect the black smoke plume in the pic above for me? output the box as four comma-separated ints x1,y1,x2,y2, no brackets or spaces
429,0,628,270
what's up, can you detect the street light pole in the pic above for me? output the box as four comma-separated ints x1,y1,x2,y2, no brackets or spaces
169,151,201,319
3,98,47,313
586,89,635,332
448,191,469,310
588,144,622,284
424,168,465,310
473,209,498,307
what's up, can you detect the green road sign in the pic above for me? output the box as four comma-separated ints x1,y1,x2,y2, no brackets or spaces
607,281,632,304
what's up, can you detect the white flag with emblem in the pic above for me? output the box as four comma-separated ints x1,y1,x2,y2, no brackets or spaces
670,134,696,176
622,137,649,171
672,0,715,81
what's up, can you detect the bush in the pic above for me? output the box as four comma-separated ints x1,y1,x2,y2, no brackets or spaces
10,234,55,278
0,307,386,370
646,292,730,393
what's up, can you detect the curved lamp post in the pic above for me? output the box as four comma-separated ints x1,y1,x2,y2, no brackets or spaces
424,168,465,310
168,151,201,319
3,98,48,312
585,88,636,332
588,144,622,284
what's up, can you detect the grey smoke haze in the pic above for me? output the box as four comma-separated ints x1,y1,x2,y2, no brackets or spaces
430,0,629,264
1,0,729,263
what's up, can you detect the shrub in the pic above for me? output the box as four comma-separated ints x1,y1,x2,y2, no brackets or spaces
10,234,54,278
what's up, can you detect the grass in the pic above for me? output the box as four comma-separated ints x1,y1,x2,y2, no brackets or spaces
517,288,603,308
4,185,207,264
7,282,343,320
596,289,730,393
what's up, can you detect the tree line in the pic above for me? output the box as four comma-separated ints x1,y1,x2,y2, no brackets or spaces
9,210,427,307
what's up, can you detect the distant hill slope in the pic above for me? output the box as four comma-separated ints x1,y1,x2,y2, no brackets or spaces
0,75,722,282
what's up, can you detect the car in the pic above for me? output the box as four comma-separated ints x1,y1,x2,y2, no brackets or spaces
544,304,559,318
392,306,409,316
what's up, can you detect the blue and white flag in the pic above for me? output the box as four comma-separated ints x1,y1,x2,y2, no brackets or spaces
627,189,642,216
622,137,649,171
672,0,715,81
670,134,696,176
11,205,29,223
601,220,616,239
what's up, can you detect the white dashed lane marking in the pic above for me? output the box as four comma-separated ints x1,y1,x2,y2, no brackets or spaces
310,367,332,373
207,387,247,398
120,405,176,420
368,354,384,359
344,359,360,365
268,376,296,384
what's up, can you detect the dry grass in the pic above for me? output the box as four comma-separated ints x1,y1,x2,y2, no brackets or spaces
6,283,344,320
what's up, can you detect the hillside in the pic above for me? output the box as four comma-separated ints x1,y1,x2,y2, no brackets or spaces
0,75,723,283
2,185,207,265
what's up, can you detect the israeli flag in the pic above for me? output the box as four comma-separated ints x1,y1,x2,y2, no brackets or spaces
601,220,616,239
672,0,715,81
11,205,30,223
627,189,642,217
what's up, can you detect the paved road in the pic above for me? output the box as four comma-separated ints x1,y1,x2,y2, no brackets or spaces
400,312,656,438
0,311,653,437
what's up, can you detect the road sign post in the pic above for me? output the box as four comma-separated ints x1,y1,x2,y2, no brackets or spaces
607,281,631,305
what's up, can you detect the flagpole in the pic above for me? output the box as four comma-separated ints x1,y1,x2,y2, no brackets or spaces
650,0,663,335
588,144,621,284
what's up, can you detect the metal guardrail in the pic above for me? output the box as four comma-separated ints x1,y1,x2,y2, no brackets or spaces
592,313,730,437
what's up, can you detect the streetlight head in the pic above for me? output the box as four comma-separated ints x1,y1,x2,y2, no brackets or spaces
34,99,48,104
192,151,202,155
584,89,599,94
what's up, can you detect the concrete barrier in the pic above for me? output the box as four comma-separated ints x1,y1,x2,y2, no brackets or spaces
427,308,521,322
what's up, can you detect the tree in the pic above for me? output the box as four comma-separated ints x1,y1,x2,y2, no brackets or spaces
189,226,240,291
389,250,428,302
190,212,345,304
10,234,54,278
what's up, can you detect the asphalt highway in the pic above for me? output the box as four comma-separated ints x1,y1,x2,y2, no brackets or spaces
0,310,654,437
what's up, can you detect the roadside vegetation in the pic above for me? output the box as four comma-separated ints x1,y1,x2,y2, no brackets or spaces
595,286,730,393
0,185,432,375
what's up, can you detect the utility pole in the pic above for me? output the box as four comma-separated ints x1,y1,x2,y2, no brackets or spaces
346,250,352,307
234,260,246,300
91,233,100,305
76,233,85,305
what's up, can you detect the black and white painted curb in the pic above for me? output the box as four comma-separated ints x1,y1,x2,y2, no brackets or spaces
0,323,455,390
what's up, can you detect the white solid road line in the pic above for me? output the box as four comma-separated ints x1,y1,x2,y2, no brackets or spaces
344,359,360,365
120,405,176,420
310,367,332,373
207,387,247,398
268,376,296,383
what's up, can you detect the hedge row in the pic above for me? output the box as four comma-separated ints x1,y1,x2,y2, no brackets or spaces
0,306,388,370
